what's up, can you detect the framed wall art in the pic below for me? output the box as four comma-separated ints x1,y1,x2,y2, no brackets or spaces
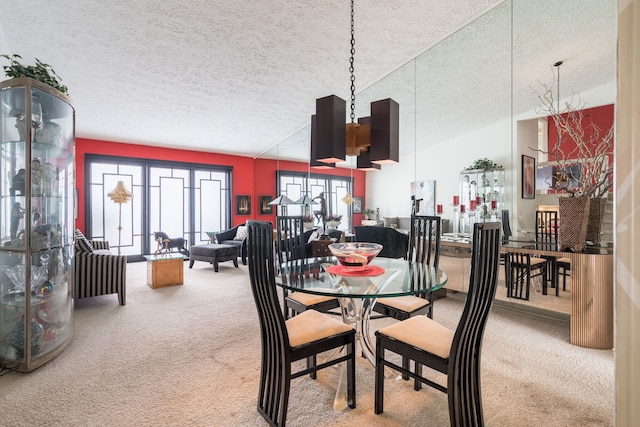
522,155,536,199
410,180,436,215
352,197,363,213
236,195,251,215
258,195,273,215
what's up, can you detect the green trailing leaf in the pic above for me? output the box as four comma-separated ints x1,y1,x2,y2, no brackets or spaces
1,54,69,95
464,158,502,170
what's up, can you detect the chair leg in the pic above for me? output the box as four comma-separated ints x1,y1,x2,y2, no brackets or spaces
308,355,317,379
414,362,422,391
402,356,410,380
374,341,385,414
347,341,356,409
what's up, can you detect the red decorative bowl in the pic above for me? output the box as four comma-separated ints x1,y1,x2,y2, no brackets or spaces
328,242,383,272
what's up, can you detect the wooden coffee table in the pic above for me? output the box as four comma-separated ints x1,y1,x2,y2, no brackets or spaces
144,253,186,288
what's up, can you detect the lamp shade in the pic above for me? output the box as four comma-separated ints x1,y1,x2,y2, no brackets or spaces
310,115,336,169
295,195,317,205
370,98,399,164
314,95,346,163
268,195,295,206
107,181,133,204
342,192,354,205
356,148,381,170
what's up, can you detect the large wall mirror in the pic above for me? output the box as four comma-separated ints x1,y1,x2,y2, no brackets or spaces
256,0,617,315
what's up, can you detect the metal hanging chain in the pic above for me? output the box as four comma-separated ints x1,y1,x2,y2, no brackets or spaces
349,0,356,123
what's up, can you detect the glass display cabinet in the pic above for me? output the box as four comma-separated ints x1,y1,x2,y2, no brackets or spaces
0,77,74,372
458,168,505,234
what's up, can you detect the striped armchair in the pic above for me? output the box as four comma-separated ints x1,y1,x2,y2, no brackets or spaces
73,230,127,305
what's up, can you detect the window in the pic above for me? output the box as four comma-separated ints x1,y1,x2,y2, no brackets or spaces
86,155,231,258
277,171,353,230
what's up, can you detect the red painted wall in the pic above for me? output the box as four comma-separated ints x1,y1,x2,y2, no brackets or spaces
547,104,614,193
76,138,366,231
548,104,614,155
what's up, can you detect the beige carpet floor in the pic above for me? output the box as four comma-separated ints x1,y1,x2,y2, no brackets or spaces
0,260,613,426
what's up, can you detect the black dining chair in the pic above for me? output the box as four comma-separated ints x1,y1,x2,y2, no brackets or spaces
374,222,501,426
246,220,356,427
370,215,441,320
535,210,562,295
505,252,547,300
275,215,340,317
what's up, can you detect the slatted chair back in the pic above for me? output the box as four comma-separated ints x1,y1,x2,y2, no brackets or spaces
275,215,306,264
505,252,533,300
246,220,291,425
501,209,512,244
247,220,357,426
407,215,441,268
448,221,501,426
535,210,558,250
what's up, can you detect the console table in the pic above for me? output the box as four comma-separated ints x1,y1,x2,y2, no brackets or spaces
502,242,613,349
440,239,613,349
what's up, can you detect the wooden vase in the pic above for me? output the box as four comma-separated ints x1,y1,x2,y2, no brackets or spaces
558,196,590,251
558,196,607,250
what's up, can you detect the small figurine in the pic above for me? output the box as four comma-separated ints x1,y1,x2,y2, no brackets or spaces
411,195,423,216
375,208,380,222
312,192,327,224
10,169,26,196
11,202,25,239
31,159,42,196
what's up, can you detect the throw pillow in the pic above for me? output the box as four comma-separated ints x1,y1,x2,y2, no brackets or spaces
93,249,112,255
234,225,248,241
307,231,319,244
74,229,94,252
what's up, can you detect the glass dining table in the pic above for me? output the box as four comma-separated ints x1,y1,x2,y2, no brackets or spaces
276,256,448,365
276,256,447,410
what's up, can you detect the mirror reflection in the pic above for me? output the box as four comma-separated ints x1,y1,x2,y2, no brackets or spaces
256,0,617,316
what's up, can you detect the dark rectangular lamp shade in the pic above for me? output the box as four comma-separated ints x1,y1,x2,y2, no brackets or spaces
314,95,346,163
355,116,380,170
356,149,381,170
370,98,399,164
310,114,335,169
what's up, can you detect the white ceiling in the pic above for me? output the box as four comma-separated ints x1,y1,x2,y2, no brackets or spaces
1,0,616,162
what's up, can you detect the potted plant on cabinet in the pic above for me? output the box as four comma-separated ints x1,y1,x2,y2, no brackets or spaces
362,208,375,220
2,54,69,95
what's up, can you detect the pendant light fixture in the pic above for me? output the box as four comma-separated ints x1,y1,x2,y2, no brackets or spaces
310,0,399,169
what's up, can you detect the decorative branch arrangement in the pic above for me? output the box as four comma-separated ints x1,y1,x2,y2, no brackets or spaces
533,75,613,198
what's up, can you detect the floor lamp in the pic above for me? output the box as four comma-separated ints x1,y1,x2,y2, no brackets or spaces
107,181,133,255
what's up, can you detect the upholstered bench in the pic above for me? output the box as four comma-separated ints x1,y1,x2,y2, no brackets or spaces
189,244,239,272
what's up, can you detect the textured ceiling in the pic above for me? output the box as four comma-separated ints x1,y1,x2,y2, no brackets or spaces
1,0,616,162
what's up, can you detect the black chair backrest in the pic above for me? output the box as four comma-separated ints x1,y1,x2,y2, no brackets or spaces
275,216,306,263
246,220,291,421
505,252,532,300
448,222,501,426
535,210,558,250
407,215,441,268
501,210,512,244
